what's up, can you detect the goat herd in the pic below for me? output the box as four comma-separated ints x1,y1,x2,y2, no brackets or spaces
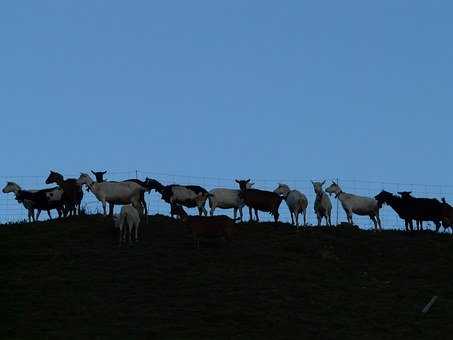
2,170,453,246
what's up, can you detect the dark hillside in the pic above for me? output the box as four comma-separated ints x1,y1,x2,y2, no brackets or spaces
1,215,453,339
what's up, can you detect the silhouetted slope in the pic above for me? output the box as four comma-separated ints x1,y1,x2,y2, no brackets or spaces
1,215,453,339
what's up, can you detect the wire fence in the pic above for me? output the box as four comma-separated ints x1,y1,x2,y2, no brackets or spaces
1,170,453,231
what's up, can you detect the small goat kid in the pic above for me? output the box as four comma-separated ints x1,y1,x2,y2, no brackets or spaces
326,181,382,231
274,183,308,227
311,181,332,227
114,205,141,245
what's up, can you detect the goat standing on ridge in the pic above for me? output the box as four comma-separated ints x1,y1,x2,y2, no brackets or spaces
208,181,254,221
145,178,210,216
45,171,83,217
114,205,141,245
375,190,415,231
326,181,382,231
78,173,144,217
274,183,308,227
236,179,282,223
312,181,332,227
2,182,64,221
397,191,442,231
91,170,151,219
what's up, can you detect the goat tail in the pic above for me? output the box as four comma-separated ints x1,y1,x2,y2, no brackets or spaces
116,211,126,229
298,198,308,210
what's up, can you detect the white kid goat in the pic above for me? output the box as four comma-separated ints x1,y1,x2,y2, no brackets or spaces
114,205,141,245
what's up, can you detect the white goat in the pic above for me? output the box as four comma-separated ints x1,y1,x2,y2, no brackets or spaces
311,181,332,227
114,205,141,245
208,182,254,221
78,173,144,216
325,181,382,231
274,183,308,227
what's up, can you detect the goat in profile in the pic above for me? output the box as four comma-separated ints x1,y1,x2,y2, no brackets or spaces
326,181,382,231
235,179,282,223
208,181,254,221
90,170,151,219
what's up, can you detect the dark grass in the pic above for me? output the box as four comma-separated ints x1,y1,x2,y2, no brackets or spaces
1,215,453,339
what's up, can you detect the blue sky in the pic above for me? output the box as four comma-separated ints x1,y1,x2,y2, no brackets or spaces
1,1,452,185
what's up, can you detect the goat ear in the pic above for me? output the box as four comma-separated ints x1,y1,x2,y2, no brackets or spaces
235,179,240,184
250,182,255,186
102,171,107,175
91,170,96,175
321,180,326,186
246,179,250,183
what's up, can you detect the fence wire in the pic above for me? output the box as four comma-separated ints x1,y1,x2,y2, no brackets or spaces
1,170,453,231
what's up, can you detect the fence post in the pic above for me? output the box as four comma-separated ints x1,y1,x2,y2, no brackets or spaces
336,177,339,225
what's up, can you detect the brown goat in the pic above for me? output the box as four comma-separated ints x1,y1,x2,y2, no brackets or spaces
172,204,236,249
235,179,282,223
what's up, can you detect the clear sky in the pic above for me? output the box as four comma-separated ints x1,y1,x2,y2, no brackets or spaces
1,1,452,185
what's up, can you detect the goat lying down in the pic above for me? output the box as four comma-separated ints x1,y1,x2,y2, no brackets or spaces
172,204,237,249
114,205,141,245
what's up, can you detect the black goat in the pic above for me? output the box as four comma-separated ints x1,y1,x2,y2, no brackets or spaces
16,189,64,219
397,192,442,231
235,179,282,223
375,190,443,231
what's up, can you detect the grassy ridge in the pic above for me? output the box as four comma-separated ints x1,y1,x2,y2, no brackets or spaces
1,215,453,339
